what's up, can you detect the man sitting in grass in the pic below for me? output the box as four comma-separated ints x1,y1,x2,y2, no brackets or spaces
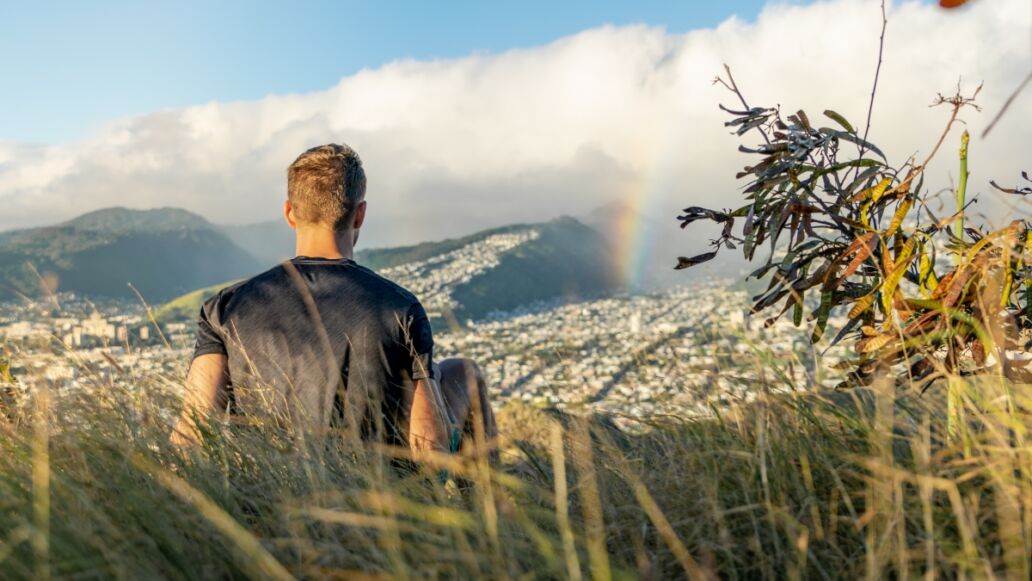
171,143,496,466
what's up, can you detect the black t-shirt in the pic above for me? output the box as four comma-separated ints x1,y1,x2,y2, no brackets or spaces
192,256,434,445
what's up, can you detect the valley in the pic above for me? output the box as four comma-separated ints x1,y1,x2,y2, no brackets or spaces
0,204,834,426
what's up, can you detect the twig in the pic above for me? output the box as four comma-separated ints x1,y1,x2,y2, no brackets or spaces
845,0,887,187
720,63,752,111
714,64,771,145
857,0,888,161
921,83,982,171
981,70,1032,139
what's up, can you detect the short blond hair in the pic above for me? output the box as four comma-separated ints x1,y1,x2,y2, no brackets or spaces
287,143,367,231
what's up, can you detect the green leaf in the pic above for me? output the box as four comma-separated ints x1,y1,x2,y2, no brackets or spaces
811,291,832,343
823,110,855,133
729,204,753,218
833,131,887,161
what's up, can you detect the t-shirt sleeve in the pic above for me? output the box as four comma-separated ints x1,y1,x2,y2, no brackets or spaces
192,296,227,359
402,301,435,380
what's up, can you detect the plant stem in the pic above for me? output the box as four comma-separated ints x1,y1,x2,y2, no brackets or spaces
953,130,970,249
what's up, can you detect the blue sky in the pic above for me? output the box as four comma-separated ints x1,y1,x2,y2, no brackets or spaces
0,0,779,143
1,0,1020,241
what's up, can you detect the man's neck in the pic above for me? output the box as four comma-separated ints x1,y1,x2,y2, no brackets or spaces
294,225,355,260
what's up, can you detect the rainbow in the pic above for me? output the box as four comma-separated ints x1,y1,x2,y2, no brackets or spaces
611,133,681,290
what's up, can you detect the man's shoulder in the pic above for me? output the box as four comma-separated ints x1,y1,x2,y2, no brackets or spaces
348,262,421,305
199,263,289,313
201,260,422,315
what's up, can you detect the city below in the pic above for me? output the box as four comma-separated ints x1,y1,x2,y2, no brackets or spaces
0,280,851,428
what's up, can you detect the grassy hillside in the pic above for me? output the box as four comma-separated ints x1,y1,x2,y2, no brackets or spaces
0,362,1026,578
152,281,239,323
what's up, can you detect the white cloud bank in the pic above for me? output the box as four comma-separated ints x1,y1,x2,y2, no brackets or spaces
0,0,1028,249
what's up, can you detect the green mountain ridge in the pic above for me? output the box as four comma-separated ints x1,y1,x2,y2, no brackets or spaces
154,216,623,324
217,218,539,271
62,206,215,233
2,206,628,319
451,217,620,320
356,223,533,271
0,207,262,302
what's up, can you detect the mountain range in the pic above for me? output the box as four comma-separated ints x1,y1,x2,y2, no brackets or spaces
1,204,723,319
0,208,262,302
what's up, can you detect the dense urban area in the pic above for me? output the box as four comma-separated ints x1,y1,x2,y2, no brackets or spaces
0,292,849,426
0,229,850,425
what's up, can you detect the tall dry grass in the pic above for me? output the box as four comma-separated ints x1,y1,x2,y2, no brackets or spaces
0,355,1031,579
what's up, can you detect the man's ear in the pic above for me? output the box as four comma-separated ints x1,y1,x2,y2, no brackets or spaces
284,200,297,229
352,200,367,230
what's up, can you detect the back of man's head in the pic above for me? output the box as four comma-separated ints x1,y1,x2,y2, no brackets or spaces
287,143,367,231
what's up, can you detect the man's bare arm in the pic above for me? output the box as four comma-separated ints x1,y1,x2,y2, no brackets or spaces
170,353,228,448
408,377,451,459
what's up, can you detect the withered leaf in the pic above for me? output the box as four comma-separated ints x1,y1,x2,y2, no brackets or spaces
674,252,717,270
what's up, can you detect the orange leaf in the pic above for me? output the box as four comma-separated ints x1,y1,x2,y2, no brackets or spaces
849,293,877,320
834,238,876,286
857,334,895,354
939,0,970,7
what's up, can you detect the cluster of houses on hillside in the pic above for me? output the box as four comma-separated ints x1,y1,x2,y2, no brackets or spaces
382,230,539,318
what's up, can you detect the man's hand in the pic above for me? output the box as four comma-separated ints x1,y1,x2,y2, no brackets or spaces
170,353,228,449
408,377,451,461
